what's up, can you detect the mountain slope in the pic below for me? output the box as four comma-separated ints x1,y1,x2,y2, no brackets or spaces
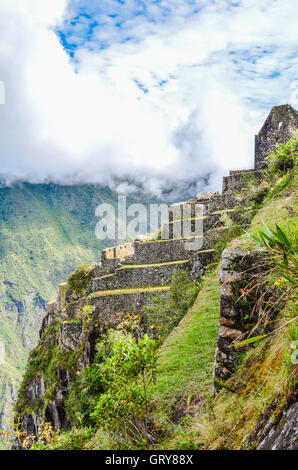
0,181,153,439
157,169,297,449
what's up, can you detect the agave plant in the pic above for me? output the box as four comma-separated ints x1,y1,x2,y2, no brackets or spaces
248,223,297,286
234,224,297,348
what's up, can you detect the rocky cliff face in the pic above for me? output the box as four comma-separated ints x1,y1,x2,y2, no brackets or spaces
257,400,298,450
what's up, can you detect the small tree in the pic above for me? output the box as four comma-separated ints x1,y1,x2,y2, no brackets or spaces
91,334,157,445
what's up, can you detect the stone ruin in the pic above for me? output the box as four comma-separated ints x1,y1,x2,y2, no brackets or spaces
254,104,298,169
44,103,298,376
18,104,298,440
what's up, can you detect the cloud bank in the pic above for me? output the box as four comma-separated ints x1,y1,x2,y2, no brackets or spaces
0,0,297,195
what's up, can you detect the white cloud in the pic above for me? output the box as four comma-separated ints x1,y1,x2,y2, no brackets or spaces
0,0,297,195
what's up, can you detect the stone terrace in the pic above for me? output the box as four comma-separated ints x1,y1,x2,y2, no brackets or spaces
46,104,298,333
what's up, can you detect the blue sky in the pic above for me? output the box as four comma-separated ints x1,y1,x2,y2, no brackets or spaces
0,0,297,193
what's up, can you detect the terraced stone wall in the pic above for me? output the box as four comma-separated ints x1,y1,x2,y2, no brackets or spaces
214,246,269,393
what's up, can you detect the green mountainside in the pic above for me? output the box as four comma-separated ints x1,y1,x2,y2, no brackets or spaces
0,182,155,441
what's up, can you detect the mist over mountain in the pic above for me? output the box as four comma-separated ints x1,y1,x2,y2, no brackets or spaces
1,1,297,195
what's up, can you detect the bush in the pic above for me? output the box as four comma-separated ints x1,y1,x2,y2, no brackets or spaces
66,363,103,426
91,334,158,445
265,136,298,174
235,174,270,209
250,223,297,287
67,264,93,295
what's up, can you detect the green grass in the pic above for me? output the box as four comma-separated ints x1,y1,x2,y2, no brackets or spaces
150,268,220,417
118,260,190,269
89,285,171,298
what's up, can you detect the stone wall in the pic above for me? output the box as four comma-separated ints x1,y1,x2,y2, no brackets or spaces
91,289,169,323
255,104,298,169
166,212,224,239
134,238,201,264
222,170,262,193
201,192,237,212
90,262,189,292
101,243,134,262
168,199,199,222
189,249,215,281
214,246,268,393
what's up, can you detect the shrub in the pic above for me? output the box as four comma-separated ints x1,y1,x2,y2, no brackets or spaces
249,223,297,286
265,136,298,174
235,174,269,209
91,334,158,445
235,223,298,349
66,362,103,426
67,264,93,295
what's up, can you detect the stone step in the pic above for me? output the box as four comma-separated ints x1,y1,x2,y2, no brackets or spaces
90,260,189,292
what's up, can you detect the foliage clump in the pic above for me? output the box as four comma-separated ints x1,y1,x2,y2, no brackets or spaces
67,264,93,295
66,331,158,448
91,334,157,446
265,135,298,174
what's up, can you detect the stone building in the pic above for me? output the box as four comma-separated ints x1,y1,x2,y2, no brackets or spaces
254,104,298,169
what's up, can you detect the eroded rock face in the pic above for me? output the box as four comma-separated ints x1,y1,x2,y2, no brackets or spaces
257,402,298,450
59,321,83,352
27,375,46,405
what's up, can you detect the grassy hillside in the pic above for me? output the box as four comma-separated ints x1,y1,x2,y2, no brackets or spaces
150,268,219,425
155,165,297,449
0,181,156,443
